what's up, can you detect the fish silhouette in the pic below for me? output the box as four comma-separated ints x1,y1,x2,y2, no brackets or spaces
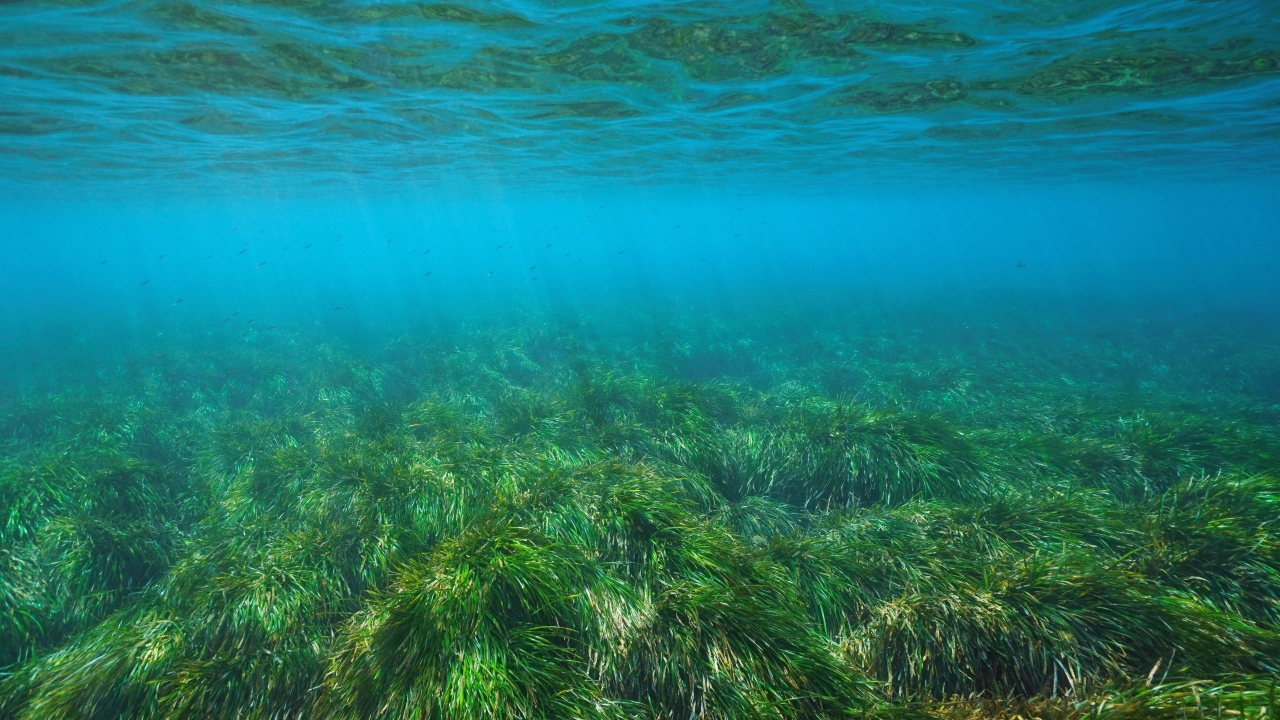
173,298,183,305
256,262,266,268
237,249,247,255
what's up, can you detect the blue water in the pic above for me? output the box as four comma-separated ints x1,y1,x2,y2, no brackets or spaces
1,0,1279,343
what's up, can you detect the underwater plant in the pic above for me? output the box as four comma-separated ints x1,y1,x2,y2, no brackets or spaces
1,303,1277,719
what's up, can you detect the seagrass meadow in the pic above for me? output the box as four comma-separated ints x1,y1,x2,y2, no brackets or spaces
1,297,1277,720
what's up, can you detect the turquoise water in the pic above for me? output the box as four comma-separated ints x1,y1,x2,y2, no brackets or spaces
3,2,1280,718
3,0,1280,186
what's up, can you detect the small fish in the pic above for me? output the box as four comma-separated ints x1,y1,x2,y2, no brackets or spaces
424,249,431,254
258,230,264,235
157,255,165,260
140,280,149,286
544,244,552,249
332,306,342,311
231,227,238,231
529,266,537,270
617,250,626,255
531,277,538,281
1016,262,1027,268
598,204,605,209
256,262,266,268
496,245,503,250
157,353,167,359
563,253,570,257
506,245,512,249
551,226,557,231
247,318,255,324
232,310,240,315
335,235,341,240
304,244,312,249
221,317,230,323
487,271,494,276
239,333,247,338
173,298,183,305
205,255,213,260
98,259,108,266
237,248,247,255
674,224,681,229
734,234,741,237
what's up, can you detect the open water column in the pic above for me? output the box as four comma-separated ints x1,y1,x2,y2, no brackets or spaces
2,0,1279,718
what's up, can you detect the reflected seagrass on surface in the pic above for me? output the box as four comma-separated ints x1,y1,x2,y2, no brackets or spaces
1,0,1278,185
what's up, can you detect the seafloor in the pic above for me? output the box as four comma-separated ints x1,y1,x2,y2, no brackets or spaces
1,298,1277,719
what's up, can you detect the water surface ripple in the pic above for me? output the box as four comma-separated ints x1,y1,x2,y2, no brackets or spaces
2,0,1279,188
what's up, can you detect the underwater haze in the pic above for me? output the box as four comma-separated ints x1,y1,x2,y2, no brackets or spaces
2,0,1280,718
